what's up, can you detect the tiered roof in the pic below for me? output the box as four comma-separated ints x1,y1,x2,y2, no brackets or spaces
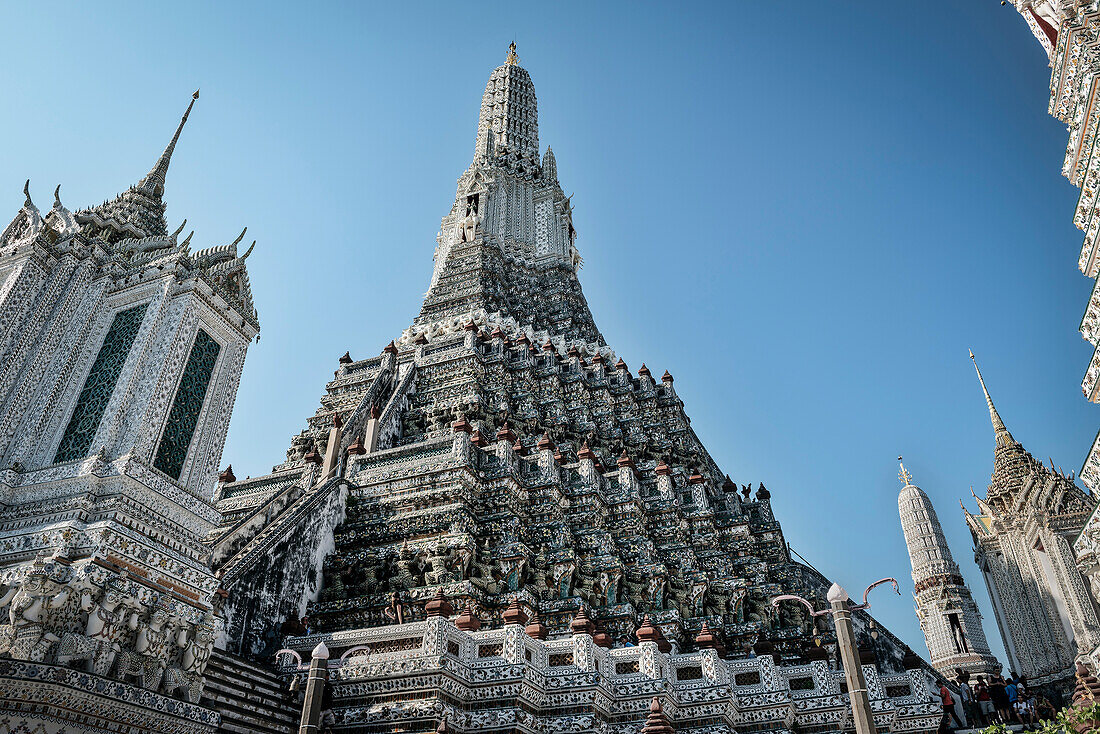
0,92,259,331
964,352,1095,531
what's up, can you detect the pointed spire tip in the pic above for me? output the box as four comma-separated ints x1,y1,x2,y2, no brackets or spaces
969,350,1011,443
137,90,200,198
898,455,914,487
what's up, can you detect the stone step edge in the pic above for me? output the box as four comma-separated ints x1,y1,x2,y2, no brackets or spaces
208,653,286,683
204,672,289,702
202,695,298,729
202,687,298,720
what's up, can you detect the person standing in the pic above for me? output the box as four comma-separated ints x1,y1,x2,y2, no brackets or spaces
957,674,978,729
1005,677,1021,725
938,680,964,731
976,677,993,727
990,674,1011,725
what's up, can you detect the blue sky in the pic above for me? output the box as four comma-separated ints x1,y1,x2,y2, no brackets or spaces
0,1,1088,665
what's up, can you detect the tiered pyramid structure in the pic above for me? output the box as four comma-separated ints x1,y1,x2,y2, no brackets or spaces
0,46,942,734
216,43,923,671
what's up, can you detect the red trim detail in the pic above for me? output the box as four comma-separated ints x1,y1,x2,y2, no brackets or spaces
1029,7,1059,48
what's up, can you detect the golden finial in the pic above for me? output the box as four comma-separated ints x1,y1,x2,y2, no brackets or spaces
506,41,519,66
898,455,913,487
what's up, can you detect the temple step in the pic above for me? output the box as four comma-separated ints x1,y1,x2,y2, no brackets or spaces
203,649,298,734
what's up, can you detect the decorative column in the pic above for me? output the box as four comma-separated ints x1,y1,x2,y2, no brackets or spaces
829,585,876,734
860,647,884,700
451,415,472,460
495,423,517,472
322,413,342,478
577,442,599,489
536,433,558,483
364,404,382,454
298,641,329,734
773,579,898,734
503,599,528,664
687,472,710,513
571,607,596,672
617,451,639,498
655,462,675,503
1048,529,1100,654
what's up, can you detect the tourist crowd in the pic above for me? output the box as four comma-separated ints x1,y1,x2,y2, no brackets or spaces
938,670,1058,732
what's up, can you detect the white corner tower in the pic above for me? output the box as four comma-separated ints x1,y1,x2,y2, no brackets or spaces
897,457,1000,678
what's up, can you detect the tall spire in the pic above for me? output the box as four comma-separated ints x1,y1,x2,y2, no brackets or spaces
969,350,1014,447
137,90,199,198
418,44,602,344
896,453,1001,677
474,44,538,161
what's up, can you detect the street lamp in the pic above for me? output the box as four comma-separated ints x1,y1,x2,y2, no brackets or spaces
772,578,899,734
277,643,331,734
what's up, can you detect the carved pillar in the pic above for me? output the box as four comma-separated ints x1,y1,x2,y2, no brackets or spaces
322,415,342,479
423,617,448,657
998,533,1059,675
688,474,710,513
830,586,877,734
862,662,884,701
638,640,663,680
495,435,516,473
451,419,471,461
655,463,675,503
1018,530,1073,668
364,405,382,454
536,434,558,483
298,642,329,734
1048,528,1100,654
504,624,525,665
577,443,599,489
617,453,639,498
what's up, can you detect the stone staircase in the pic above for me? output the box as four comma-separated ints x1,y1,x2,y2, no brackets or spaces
202,649,298,734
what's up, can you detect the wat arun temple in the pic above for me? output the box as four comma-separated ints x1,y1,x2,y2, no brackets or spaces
0,46,946,734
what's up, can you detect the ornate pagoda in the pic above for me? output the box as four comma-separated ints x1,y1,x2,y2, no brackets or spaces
209,45,942,732
897,459,1000,678
963,354,1099,692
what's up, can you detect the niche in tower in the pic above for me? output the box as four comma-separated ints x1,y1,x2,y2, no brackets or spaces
459,193,481,244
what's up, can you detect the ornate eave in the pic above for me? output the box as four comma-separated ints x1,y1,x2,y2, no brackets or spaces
1081,425,1100,491
76,207,151,243
1084,340,1100,401
1080,273,1100,343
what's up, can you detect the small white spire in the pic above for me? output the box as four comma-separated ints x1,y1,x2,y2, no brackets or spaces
969,350,1014,446
138,89,200,198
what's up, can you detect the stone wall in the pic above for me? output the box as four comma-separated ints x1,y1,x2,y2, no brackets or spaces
279,616,942,733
